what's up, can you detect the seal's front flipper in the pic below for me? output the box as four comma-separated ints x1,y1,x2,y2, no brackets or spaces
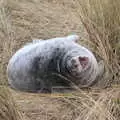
90,60,105,86
37,88,51,93
66,35,80,42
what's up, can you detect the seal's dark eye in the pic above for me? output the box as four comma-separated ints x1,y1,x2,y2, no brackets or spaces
74,64,78,68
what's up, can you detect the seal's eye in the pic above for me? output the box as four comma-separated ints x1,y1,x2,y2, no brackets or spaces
74,64,78,68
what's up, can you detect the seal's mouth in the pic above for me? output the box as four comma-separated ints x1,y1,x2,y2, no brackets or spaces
79,56,89,69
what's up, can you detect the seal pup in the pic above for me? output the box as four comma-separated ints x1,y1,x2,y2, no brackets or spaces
7,35,103,93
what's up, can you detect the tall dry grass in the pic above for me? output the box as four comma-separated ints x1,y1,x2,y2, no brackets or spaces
72,0,120,87
0,1,27,120
0,0,16,85
0,0,119,120
57,1,120,120
57,88,120,120
11,87,120,120
0,87,24,120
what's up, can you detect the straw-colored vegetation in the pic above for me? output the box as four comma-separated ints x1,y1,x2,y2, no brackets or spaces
0,87,24,120
0,0,119,120
73,0,120,86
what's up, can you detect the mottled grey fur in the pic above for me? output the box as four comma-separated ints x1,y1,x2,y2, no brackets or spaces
7,35,103,93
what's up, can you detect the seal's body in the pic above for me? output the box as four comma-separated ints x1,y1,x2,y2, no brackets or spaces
7,35,100,93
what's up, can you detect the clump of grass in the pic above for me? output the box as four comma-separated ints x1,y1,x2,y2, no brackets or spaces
11,87,120,120
0,86,23,120
72,0,120,87
0,0,16,85
59,88,120,120
0,2,26,119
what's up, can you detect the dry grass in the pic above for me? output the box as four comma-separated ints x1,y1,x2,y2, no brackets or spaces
72,0,120,86
10,87,120,120
0,0,120,120
0,86,26,120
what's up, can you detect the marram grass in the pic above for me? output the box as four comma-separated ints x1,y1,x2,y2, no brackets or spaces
73,0,120,87
0,86,23,120
0,0,119,120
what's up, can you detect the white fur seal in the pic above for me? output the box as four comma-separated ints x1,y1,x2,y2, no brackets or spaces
7,35,103,93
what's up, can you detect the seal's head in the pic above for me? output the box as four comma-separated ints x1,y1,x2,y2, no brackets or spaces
67,56,89,77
